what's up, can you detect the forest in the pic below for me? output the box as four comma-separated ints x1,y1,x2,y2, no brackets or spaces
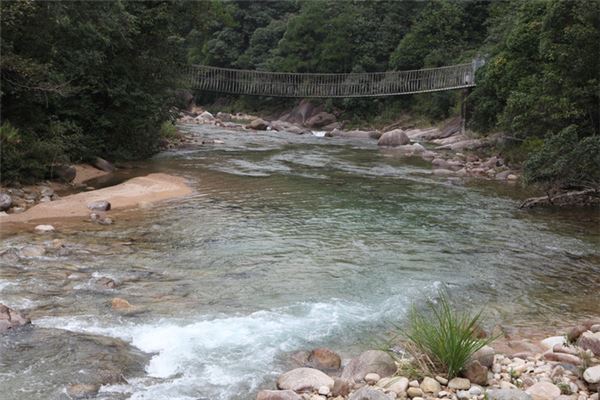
1,0,599,190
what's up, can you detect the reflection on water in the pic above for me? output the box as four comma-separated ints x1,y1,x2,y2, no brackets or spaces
1,125,599,399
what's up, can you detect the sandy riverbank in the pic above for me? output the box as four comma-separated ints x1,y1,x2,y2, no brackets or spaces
0,173,192,226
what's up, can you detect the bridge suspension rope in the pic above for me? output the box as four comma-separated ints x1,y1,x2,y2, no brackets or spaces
188,60,483,98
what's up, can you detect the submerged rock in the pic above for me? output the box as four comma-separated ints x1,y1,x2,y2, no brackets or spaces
0,304,31,333
246,118,270,131
378,129,410,147
307,347,341,371
520,189,600,209
66,383,100,399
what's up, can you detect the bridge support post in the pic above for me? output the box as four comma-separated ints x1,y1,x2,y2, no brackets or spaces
460,88,469,135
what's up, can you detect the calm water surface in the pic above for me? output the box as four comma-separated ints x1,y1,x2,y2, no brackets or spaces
1,125,599,400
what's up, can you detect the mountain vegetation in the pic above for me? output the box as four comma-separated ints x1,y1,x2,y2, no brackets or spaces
1,0,598,190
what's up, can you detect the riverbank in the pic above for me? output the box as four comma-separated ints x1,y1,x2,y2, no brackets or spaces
256,320,600,400
0,173,192,230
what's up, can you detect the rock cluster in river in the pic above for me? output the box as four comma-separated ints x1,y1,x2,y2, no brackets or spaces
257,322,600,400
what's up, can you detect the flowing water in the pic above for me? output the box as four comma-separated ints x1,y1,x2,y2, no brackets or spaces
1,125,599,400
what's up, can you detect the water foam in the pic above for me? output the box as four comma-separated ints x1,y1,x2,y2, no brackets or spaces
37,298,407,399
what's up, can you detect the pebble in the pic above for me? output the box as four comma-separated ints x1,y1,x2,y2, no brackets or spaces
409,380,420,388
365,373,381,385
34,224,55,233
318,386,330,395
449,378,471,390
436,376,449,385
407,387,424,398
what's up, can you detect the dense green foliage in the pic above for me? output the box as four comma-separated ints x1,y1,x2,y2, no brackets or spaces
1,0,598,189
1,1,213,182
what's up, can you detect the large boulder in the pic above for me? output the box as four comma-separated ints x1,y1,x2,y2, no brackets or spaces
578,331,600,356
340,350,396,382
92,157,115,172
51,164,77,182
377,129,410,147
348,386,389,400
306,112,336,129
280,99,319,125
0,193,12,211
0,304,31,333
276,367,334,392
174,89,194,110
246,118,270,131
256,390,302,400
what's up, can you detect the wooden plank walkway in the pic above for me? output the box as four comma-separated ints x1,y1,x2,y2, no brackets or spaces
188,61,481,98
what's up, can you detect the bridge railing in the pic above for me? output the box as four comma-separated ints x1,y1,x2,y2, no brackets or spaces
188,62,478,98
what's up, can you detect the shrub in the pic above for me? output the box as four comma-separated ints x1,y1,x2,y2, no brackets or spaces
160,121,179,139
402,291,496,378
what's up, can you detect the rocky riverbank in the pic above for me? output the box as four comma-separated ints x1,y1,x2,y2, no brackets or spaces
256,321,600,400
178,105,523,185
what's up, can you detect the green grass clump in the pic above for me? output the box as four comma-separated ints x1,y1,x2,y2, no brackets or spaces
403,291,496,379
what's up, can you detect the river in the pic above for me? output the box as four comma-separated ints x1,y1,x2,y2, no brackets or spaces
1,125,598,400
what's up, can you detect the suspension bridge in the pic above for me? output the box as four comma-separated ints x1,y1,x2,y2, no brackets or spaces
188,59,484,98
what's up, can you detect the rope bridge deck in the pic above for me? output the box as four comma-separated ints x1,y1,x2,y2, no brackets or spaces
188,60,482,98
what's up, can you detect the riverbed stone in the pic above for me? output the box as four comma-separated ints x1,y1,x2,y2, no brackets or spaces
449,378,471,390
378,129,410,147
0,304,31,333
341,350,397,382
19,245,46,258
407,387,424,398
0,193,12,211
544,351,581,365
332,377,352,397
92,157,115,172
584,365,600,384
365,373,381,385
578,331,600,356
421,377,442,394
487,389,532,400
88,200,111,211
277,368,334,392
66,383,100,399
257,390,302,400
526,382,561,400
463,360,489,385
246,118,270,130
308,347,342,371
111,297,133,310
472,345,495,368
34,224,55,233
349,386,389,400
380,376,409,395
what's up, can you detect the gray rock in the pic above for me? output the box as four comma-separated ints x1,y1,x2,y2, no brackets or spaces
583,365,600,384
332,377,352,397
349,386,390,400
341,350,397,382
378,129,410,147
87,200,111,211
256,390,302,400
487,389,532,400
92,157,115,172
421,376,441,394
50,165,77,182
448,377,471,390
407,387,424,398
472,345,495,368
0,193,12,211
40,186,54,197
578,331,600,356
0,304,31,333
34,224,55,233
306,112,336,129
246,118,270,130
277,367,334,392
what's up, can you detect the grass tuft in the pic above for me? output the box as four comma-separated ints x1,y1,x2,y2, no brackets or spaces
401,291,497,379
